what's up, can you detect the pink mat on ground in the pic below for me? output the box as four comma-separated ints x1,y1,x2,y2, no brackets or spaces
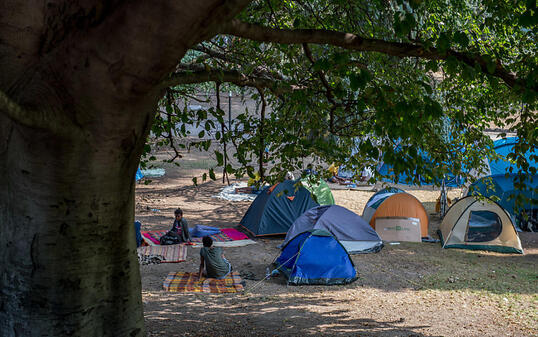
221,228,249,240
141,228,249,245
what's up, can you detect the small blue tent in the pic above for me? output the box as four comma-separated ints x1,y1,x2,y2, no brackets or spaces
240,180,319,236
275,229,357,285
282,205,383,254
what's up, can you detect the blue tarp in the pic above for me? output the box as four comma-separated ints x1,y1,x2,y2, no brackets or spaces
467,137,537,229
489,137,537,175
377,146,464,187
135,167,144,181
377,137,536,187
240,180,319,236
468,174,537,226
275,229,357,285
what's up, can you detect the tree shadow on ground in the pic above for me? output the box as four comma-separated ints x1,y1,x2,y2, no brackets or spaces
144,293,438,337
136,178,251,229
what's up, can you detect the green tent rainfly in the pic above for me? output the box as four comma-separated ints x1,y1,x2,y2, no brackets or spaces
300,178,335,205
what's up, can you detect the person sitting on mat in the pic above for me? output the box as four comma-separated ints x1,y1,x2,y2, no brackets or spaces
198,236,232,279
170,208,192,243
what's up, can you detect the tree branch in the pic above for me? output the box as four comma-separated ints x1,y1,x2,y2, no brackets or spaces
221,19,526,90
191,45,286,81
160,68,301,95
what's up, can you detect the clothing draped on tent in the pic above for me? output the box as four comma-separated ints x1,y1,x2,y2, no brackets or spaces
300,177,335,205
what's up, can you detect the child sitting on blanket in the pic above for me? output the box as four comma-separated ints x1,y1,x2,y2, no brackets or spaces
198,236,232,279
168,208,192,244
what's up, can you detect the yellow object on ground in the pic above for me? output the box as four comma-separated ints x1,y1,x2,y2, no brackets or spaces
247,172,261,186
328,163,338,176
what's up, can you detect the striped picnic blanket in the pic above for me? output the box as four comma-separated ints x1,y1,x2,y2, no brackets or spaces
163,272,244,293
137,244,187,263
142,228,249,245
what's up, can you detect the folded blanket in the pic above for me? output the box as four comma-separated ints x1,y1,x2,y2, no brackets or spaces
163,271,244,293
137,244,187,263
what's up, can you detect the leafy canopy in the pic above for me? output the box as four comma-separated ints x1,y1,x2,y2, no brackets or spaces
146,0,536,200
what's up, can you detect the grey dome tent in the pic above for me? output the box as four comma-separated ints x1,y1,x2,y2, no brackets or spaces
282,205,383,254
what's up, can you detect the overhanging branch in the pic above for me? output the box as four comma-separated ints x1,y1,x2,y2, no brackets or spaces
160,68,301,95
221,19,526,90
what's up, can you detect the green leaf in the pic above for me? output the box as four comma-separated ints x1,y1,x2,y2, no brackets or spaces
198,130,205,138
437,32,452,53
215,151,224,166
453,31,469,48
519,10,537,27
425,60,439,72
209,168,216,180
349,74,361,91
484,55,497,74
192,177,198,186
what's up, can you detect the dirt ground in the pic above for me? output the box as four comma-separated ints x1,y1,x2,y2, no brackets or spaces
136,159,537,337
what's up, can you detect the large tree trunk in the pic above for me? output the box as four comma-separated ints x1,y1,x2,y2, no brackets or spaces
0,112,148,336
0,1,251,335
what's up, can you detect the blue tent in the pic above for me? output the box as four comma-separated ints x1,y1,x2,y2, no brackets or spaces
282,205,383,254
275,229,357,285
240,180,319,236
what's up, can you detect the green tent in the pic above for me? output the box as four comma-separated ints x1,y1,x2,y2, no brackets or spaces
301,178,335,205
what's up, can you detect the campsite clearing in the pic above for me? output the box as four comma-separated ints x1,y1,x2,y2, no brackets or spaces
136,156,537,337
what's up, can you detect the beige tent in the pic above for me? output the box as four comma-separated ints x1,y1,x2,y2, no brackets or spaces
438,196,523,254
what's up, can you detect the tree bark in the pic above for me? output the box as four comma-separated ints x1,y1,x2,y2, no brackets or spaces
0,112,147,336
0,0,251,335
